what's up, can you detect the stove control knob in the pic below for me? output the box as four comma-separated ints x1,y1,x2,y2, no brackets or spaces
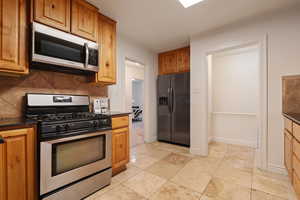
93,121,98,128
64,124,70,131
56,125,62,132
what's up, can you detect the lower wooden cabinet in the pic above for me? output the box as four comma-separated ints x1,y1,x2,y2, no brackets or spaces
111,115,129,175
0,128,36,200
285,130,293,178
112,127,129,173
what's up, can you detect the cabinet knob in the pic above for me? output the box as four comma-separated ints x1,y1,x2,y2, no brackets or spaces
51,4,55,9
0,136,5,144
106,62,110,67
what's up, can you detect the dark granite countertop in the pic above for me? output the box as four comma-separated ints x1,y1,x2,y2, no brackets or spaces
283,113,300,125
0,118,37,129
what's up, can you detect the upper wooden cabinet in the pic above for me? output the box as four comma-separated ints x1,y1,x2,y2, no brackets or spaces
159,50,177,75
0,0,29,75
0,128,36,200
34,0,71,32
177,47,190,73
159,47,190,75
94,14,116,85
71,0,98,41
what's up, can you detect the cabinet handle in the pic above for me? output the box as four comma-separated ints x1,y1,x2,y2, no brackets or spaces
0,136,5,144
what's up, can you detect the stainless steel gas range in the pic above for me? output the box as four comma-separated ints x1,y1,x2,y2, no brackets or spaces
25,94,112,200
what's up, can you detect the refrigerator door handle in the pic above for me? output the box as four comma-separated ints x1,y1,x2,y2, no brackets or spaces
171,87,175,113
168,88,171,113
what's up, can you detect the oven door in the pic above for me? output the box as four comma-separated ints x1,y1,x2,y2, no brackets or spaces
40,130,111,195
32,22,99,72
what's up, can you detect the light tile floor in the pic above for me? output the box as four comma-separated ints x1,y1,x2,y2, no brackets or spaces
85,141,297,200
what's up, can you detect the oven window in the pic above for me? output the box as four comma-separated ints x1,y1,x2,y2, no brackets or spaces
35,32,85,63
52,135,106,176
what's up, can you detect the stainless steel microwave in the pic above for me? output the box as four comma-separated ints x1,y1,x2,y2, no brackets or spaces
32,22,99,73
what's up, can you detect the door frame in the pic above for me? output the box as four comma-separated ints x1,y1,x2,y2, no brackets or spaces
125,58,146,147
204,36,268,170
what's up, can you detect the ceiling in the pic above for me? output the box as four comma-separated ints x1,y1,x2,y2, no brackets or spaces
88,0,299,52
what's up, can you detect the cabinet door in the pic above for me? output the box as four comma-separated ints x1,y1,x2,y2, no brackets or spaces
0,128,36,200
71,0,98,41
34,0,71,32
112,127,129,170
159,51,177,75
0,0,29,75
177,47,190,73
95,14,116,84
284,131,293,178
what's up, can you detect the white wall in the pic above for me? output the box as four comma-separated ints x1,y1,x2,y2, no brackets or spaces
190,6,300,173
209,46,259,147
109,34,158,142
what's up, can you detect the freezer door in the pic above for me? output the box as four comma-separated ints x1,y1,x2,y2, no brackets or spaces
157,75,172,142
171,72,190,146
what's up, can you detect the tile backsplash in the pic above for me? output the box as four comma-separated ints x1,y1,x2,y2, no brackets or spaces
283,75,300,114
0,70,107,119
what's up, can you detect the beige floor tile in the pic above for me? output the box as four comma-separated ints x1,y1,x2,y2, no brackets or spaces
214,163,252,188
130,154,159,169
163,153,192,166
209,142,228,153
171,160,212,193
253,168,289,182
146,160,185,179
111,165,142,185
220,156,254,174
189,157,222,175
251,189,287,200
122,171,167,198
201,177,251,200
142,148,172,160
96,185,147,200
149,181,201,200
252,174,289,199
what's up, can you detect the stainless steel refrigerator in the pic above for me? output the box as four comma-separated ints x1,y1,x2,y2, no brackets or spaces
157,72,190,146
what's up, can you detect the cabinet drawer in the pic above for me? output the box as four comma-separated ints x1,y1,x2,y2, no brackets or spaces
112,116,129,129
294,171,300,199
294,123,300,142
285,117,293,134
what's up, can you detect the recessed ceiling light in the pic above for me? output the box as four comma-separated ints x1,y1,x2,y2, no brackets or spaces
178,0,204,8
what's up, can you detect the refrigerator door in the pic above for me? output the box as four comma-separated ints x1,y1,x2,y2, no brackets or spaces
157,75,172,142
171,72,190,146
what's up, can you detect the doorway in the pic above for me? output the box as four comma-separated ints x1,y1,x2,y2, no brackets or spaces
207,44,260,148
125,59,145,147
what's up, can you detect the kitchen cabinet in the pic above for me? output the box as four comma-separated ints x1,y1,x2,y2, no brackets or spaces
111,115,129,175
0,0,29,75
34,0,71,32
177,47,190,73
71,0,98,41
285,131,293,179
94,14,117,85
159,47,190,75
0,128,36,200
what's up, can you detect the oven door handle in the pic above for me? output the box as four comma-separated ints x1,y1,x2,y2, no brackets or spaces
43,130,112,144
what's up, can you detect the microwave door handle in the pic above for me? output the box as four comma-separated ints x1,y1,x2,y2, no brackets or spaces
84,43,89,67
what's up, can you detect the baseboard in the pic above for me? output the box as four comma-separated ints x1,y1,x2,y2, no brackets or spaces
212,136,256,147
267,163,288,175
